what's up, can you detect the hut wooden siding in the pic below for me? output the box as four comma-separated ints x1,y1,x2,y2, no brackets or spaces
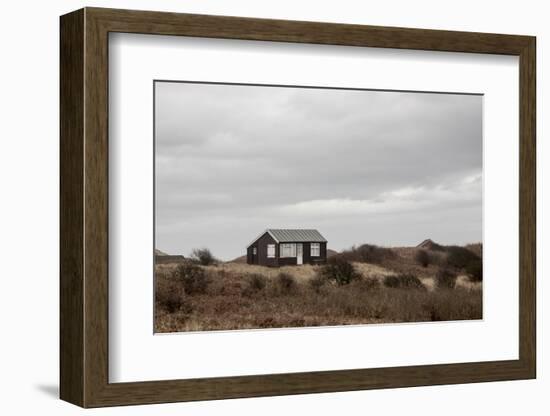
277,242,327,266
247,229,327,267
247,232,279,267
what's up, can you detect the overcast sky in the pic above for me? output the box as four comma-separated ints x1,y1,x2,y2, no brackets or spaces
155,81,482,260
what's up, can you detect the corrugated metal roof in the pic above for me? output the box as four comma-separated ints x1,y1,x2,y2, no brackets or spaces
267,229,327,243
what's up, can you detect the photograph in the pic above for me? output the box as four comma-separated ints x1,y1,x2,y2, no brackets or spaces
154,81,483,333
54,6,537,408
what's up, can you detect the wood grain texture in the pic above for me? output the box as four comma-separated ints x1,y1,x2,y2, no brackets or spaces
83,10,110,406
59,7,537,408
89,7,532,54
518,38,537,376
59,8,84,406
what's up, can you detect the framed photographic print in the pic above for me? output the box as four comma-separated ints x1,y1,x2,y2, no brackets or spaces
60,7,536,407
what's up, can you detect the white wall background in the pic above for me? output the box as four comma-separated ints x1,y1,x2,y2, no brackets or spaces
0,0,545,414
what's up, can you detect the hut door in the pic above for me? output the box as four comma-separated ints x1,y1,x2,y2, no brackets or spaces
296,244,303,265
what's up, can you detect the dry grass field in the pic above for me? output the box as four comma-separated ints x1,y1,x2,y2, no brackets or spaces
155,243,482,333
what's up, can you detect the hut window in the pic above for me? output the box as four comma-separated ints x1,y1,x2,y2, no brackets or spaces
280,243,296,258
311,243,320,257
267,244,275,258
252,247,257,255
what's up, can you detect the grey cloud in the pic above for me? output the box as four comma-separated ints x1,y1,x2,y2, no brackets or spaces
155,82,482,260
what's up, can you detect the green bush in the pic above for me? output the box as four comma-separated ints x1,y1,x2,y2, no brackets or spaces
435,268,458,290
249,273,267,291
353,277,381,292
242,273,267,297
446,246,480,269
275,272,297,295
338,244,396,264
190,248,217,266
155,278,191,313
309,273,328,293
321,257,360,285
383,273,424,290
415,249,430,267
466,259,483,282
429,242,446,252
174,262,209,295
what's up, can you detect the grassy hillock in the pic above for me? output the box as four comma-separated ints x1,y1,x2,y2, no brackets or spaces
155,242,482,332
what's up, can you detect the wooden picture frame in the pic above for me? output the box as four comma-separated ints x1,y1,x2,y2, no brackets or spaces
60,7,536,408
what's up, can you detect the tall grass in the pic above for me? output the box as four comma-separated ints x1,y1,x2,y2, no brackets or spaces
155,262,482,333
336,244,396,264
435,268,458,290
383,273,424,289
174,262,209,295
